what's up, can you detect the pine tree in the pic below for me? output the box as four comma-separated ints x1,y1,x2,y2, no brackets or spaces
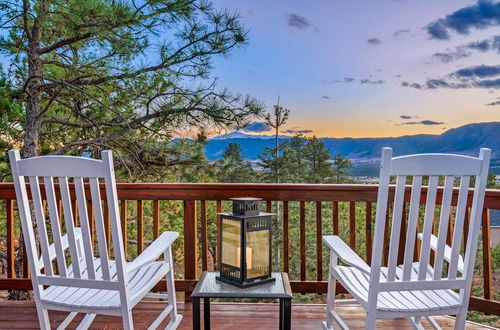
279,135,307,183
303,136,334,183
332,153,353,183
215,143,255,183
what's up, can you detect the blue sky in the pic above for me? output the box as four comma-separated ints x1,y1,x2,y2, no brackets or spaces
210,0,500,137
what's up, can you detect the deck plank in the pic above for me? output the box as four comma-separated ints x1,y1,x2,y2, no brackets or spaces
0,301,488,329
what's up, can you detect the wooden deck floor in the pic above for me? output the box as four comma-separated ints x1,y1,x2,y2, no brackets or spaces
0,300,490,329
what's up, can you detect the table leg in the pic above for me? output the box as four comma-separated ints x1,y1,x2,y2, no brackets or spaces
193,297,201,330
204,297,211,330
279,299,284,330
283,298,291,330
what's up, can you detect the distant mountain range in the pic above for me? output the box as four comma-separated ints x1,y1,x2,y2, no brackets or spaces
206,122,500,175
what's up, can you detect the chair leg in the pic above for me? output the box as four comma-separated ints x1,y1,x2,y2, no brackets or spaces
165,246,182,329
122,309,134,330
365,313,376,330
323,252,339,330
326,273,337,328
454,312,467,330
36,306,51,330
410,316,424,330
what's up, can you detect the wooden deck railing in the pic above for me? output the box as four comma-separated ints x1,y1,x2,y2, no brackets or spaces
0,183,499,315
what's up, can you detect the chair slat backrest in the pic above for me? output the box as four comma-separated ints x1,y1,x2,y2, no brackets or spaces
9,150,127,291
368,148,491,302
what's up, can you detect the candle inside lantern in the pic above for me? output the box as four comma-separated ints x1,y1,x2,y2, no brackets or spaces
236,246,252,269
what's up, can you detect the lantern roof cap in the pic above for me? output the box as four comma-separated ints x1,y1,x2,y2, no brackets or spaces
229,197,262,201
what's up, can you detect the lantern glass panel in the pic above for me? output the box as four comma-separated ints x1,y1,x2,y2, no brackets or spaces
222,218,240,268
245,229,269,278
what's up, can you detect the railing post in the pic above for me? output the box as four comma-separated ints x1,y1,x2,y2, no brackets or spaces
215,200,222,270
283,201,289,273
316,201,322,281
349,201,356,249
153,200,160,240
300,201,306,281
136,200,144,255
120,200,128,260
184,200,197,301
365,202,372,264
6,200,14,278
200,200,208,271
481,208,492,301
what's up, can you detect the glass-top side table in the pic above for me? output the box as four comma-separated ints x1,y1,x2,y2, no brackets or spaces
191,272,293,330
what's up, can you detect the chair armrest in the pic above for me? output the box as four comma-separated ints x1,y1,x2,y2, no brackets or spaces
417,233,464,274
323,235,371,275
127,231,179,274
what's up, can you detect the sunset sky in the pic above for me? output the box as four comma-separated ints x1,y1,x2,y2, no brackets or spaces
211,0,500,138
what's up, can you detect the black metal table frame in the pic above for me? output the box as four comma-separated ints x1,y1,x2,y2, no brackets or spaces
191,272,292,330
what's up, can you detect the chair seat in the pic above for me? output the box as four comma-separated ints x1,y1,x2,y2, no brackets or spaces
333,262,461,313
41,259,167,310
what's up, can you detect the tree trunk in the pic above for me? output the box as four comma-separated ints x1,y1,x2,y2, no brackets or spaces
10,37,41,299
22,39,43,158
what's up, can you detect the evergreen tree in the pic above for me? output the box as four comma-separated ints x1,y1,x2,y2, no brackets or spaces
303,136,334,183
279,135,307,183
332,153,353,183
215,143,255,182
264,101,289,183
257,145,281,182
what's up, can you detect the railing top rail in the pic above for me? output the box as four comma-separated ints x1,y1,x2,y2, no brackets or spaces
0,182,498,208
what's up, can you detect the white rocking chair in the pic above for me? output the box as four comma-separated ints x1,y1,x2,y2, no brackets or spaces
322,147,491,330
9,150,182,330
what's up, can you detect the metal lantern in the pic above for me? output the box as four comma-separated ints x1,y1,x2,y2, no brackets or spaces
216,197,275,288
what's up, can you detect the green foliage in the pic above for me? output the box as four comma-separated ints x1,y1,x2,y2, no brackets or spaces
332,153,354,184
302,136,334,183
492,243,500,274
487,172,499,189
258,135,352,184
214,143,255,182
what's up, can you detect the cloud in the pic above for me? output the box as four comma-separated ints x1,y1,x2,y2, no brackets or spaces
430,35,499,63
281,127,313,135
427,21,450,40
393,74,402,78
475,78,500,88
398,120,445,126
426,0,500,40
426,79,469,89
393,29,410,40
242,121,272,133
402,65,500,91
467,39,491,51
321,95,331,99
493,35,500,52
432,49,468,63
360,79,385,84
486,98,500,106
399,115,419,119
285,13,319,32
326,77,384,85
454,65,500,78
367,38,382,46
401,81,424,89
